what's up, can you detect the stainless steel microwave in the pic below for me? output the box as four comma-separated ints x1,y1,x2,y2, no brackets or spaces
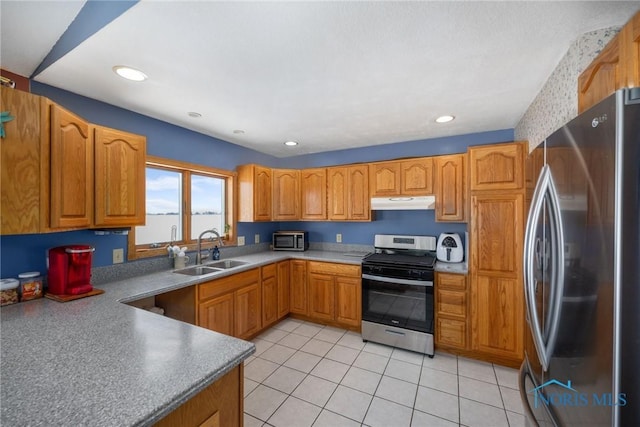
272,231,309,251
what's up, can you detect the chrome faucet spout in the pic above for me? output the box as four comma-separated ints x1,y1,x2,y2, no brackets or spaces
196,229,224,264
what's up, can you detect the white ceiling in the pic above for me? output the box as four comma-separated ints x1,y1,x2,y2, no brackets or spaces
2,1,639,158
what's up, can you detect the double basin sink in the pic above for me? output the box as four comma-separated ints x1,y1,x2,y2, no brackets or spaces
174,259,249,276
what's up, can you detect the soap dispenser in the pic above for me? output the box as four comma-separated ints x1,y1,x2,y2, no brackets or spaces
212,245,220,260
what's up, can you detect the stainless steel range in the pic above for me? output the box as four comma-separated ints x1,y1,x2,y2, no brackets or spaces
361,234,436,357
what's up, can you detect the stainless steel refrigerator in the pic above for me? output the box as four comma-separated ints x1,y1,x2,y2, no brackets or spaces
520,87,639,426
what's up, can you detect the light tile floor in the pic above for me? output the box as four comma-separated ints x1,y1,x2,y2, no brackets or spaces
244,318,525,427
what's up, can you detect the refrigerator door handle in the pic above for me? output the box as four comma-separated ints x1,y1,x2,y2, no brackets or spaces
544,168,566,366
524,165,566,372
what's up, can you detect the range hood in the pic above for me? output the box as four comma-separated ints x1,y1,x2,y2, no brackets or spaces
370,195,436,210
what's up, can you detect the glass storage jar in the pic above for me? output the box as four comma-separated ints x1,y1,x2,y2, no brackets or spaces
18,271,43,301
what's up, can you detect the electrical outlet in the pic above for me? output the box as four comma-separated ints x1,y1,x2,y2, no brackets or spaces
113,248,124,264
255,234,260,244
238,236,245,246
336,233,342,243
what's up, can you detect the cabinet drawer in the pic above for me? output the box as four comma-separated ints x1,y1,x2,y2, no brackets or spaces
199,269,260,301
436,273,466,291
261,263,276,279
436,289,467,317
307,261,360,277
436,317,467,348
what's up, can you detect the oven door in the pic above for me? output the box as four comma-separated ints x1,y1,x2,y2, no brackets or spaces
362,273,433,334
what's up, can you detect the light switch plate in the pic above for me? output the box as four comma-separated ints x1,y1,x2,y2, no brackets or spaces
238,236,245,246
336,233,342,243
255,234,260,244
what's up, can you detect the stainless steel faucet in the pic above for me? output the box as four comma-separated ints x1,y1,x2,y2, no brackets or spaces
196,229,224,264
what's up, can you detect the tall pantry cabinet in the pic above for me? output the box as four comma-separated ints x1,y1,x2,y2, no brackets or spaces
468,141,527,366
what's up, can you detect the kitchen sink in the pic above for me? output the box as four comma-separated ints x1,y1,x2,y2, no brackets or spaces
173,266,222,276
205,259,249,269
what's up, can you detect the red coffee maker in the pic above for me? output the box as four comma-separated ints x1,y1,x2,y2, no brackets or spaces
48,245,95,295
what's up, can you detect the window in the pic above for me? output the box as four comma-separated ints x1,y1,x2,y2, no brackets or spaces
128,156,236,260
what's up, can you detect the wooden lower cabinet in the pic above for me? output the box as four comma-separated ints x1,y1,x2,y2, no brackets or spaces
198,293,234,336
197,268,261,339
335,276,361,328
306,261,361,329
290,260,308,315
235,283,261,339
155,365,242,427
276,261,290,318
435,272,469,351
308,272,336,321
471,274,523,361
261,264,278,328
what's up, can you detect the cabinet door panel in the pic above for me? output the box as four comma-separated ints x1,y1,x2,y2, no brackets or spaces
235,283,261,339
327,167,348,220
93,126,146,227
50,104,92,228
308,273,335,321
301,168,327,220
370,162,400,196
335,276,361,327
272,169,300,220
289,260,308,315
469,143,524,191
401,158,433,195
436,289,467,318
471,275,523,359
348,165,370,220
255,166,272,221
435,154,465,222
578,37,620,113
471,193,523,277
198,293,234,336
262,275,278,328
277,261,290,318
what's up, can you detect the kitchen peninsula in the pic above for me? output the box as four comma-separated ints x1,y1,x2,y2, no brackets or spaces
0,250,368,426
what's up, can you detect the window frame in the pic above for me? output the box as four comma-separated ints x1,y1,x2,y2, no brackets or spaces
128,155,236,261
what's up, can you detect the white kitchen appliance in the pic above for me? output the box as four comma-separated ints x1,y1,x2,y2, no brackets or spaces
436,233,463,263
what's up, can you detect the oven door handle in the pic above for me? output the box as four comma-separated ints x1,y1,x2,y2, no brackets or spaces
362,274,433,287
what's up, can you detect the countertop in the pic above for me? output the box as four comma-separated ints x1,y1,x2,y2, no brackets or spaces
0,250,365,427
434,261,468,275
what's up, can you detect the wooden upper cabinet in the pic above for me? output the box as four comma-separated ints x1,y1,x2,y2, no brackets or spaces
272,169,300,220
578,11,640,113
50,103,93,229
434,154,466,222
0,88,49,234
469,142,526,191
300,168,327,220
93,125,146,227
348,165,370,221
401,158,433,195
370,158,433,197
327,167,348,220
370,162,401,196
327,165,370,221
237,164,272,222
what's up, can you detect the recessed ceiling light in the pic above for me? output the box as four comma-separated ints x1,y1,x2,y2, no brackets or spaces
233,129,245,134
187,112,202,118
435,115,455,123
112,65,148,82
284,141,299,147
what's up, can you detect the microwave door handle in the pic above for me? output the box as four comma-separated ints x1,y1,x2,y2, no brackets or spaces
543,171,566,366
524,164,552,371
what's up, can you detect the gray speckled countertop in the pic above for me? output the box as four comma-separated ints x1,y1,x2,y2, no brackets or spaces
434,261,468,275
0,250,365,426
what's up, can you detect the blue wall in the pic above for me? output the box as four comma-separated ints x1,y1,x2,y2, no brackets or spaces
1,83,512,278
